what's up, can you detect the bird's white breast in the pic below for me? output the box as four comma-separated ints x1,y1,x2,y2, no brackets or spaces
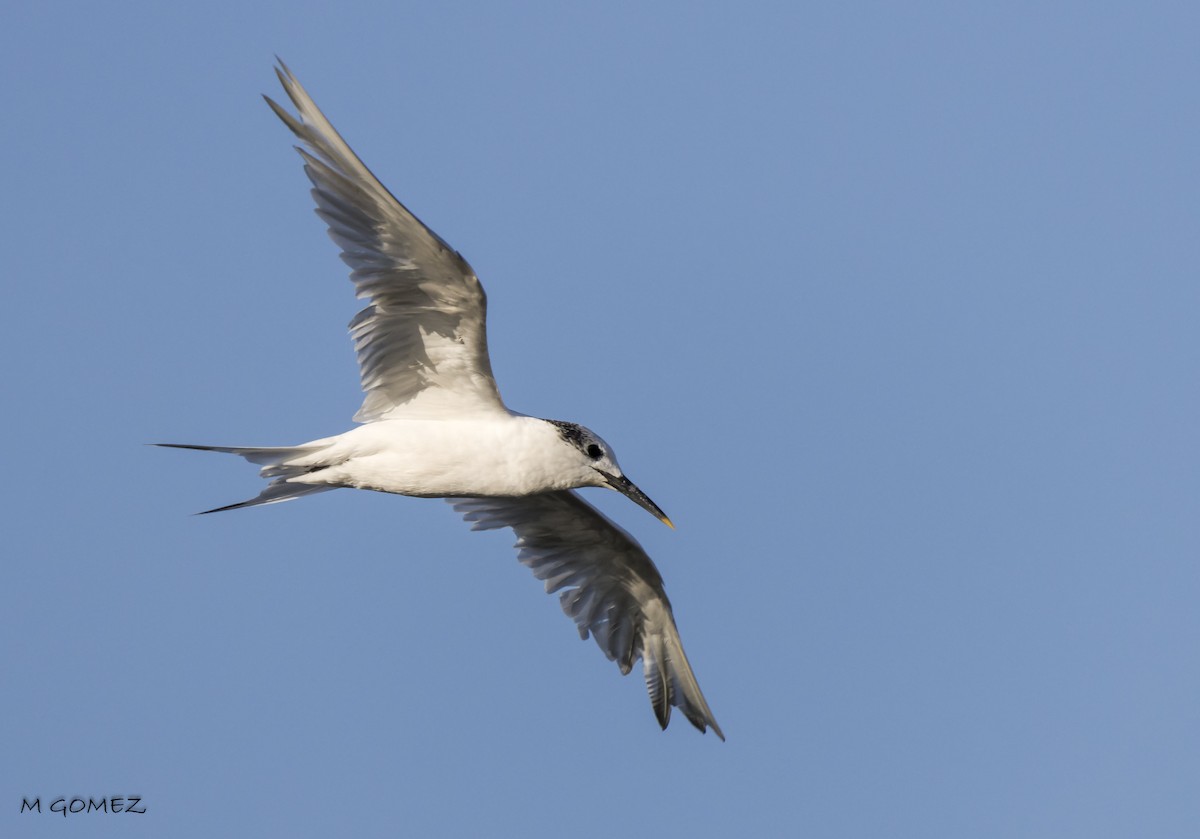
291,415,584,498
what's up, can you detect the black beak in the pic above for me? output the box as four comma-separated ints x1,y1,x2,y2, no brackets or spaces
598,471,674,528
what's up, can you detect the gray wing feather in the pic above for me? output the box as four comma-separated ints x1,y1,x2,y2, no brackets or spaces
451,491,724,739
265,61,505,421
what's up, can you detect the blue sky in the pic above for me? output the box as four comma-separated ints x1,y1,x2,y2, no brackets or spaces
3,2,1198,837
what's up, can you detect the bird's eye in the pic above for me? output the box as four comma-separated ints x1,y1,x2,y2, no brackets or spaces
586,444,603,459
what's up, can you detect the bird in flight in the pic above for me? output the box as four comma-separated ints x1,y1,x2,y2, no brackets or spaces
160,61,723,739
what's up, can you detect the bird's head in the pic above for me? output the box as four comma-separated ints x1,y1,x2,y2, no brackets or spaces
546,420,673,528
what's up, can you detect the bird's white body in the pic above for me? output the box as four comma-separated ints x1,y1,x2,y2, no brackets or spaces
160,62,723,740
287,416,608,498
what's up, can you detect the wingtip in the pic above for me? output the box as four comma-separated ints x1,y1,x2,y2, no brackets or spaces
262,92,291,122
653,704,724,741
681,708,725,741
269,58,311,117
273,55,294,83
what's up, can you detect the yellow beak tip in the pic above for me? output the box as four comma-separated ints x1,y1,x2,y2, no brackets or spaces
662,517,676,529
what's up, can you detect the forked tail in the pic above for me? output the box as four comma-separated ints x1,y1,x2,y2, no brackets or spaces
154,443,336,513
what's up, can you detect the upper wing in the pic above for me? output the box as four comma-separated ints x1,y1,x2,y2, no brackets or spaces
451,491,724,739
265,61,506,421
